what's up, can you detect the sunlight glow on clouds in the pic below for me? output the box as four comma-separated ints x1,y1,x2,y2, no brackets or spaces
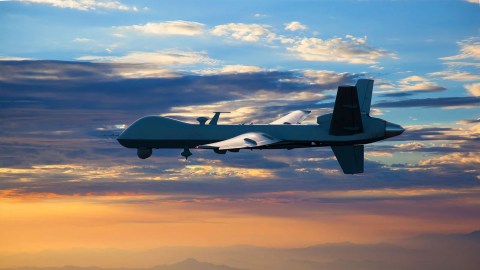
196,64,263,75
300,70,359,85
429,70,480,81
287,35,397,64
116,21,205,36
284,21,307,31
397,75,446,92
420,152,480,166
441,37,480,61
0,164,180,183
211,23,276,42
377,75,446,94
112,65,179,78
16,0,134,11
181,165,275,179
77,50,217,66
431,37,480,83
394,142,427,150
464,83,480,96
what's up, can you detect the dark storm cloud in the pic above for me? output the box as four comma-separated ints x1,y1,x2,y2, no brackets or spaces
0,60,357,124
0,60,356,143
374,96,480,108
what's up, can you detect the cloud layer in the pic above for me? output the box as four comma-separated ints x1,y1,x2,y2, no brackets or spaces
288,35,397,64
116,21,205,36
16,0,135,11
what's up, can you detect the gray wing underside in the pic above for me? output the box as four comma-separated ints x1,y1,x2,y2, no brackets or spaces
197,132,282,150
270,110,311,125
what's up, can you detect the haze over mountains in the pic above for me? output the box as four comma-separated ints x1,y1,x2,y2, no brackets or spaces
2,231,479,270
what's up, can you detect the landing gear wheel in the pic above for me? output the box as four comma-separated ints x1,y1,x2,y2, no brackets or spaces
137,147,152,159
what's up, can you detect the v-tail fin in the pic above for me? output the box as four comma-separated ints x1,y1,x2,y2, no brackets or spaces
329,85,363,135
355,79,374,115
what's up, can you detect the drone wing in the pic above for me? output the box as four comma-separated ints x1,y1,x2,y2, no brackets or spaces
270,110,311,125
196,132,281,150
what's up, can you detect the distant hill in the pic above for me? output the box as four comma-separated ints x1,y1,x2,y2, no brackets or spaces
1,259,246,270
153,258,247,270
1,230,479,270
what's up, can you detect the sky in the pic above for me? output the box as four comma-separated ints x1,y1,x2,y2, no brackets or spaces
0,0,479,266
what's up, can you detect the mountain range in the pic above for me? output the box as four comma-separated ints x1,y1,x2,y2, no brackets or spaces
2,231,479,270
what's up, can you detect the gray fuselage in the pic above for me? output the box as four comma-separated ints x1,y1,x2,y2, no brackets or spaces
117,114,392,150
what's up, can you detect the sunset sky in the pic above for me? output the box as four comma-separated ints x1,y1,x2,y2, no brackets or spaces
0,0,479,265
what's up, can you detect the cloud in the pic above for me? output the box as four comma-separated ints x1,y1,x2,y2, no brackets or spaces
396,121,480,142
429,71,480,82
107,21,396,68
457,118,480,124
166,93,324,125
464,83,480,96
15,0,134,11
180,165,275,179
365,151,392,157
0,60,347,126
420,152,480,166
0,60,180,81
0,60,120,81
196,65,263,75
115,21,205,36
284,21,307,31
72,37,93,43
2,51,217,80
465,0,478,3
300,70,360,86
441,37,480,61
394,142,426,151
77,50,217,66
375,75,446,96
396,75,447,93
166,69,359,123
443,61,480,68
211,23,276,42
429,38,480,83
0,56,33,61
287,35,396,64
375,96,480,109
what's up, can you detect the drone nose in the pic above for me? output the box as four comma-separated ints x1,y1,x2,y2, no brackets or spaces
385,122,405,138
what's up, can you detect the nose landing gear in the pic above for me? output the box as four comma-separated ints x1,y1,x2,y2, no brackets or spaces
181,148,192,160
